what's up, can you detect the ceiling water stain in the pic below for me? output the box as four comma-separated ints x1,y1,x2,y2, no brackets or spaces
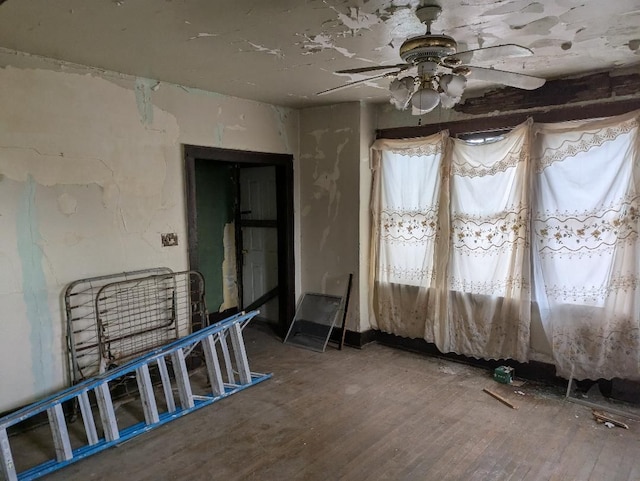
560,1,640,25
522,3,545,14
247,42,285,59
510,16,559,35
482,1,543,16
298,33,358,59
332,6,381,34
383,7,424,40
529,38,566,49
574,25,608,43
188,33,218,41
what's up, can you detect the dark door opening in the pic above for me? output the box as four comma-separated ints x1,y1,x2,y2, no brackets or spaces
184,145,295,337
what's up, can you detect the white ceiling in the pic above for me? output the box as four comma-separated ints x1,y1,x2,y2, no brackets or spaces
0,0,639,108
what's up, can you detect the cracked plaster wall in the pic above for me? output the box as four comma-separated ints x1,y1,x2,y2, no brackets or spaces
358,102,377,332
299,103,363,333
0,53,299,412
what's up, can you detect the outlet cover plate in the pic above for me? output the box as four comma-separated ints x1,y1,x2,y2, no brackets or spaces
161,233,178,247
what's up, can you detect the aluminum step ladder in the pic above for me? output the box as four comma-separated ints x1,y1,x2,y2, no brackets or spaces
0,311,270,481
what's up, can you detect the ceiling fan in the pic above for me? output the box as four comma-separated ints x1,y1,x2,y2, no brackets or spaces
318,4,546,115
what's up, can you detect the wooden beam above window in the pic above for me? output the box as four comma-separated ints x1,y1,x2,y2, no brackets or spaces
455,70,640,116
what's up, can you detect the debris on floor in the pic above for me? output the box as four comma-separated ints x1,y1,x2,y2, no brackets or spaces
493,366,514,384
592,409,630,429
483,387,518,410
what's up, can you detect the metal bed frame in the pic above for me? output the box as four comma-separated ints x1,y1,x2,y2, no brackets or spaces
65,269,208,384
64,268,174,385
94,270,208,370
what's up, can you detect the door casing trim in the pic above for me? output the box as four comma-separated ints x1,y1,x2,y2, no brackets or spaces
183,145,295,336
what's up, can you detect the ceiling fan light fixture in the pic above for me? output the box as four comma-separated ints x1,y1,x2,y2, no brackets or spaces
439,92,458,109
439,73,467,98
389,76,415,110
411,87,440,114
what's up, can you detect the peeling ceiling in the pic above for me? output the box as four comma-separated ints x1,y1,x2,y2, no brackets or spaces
0,0,639,108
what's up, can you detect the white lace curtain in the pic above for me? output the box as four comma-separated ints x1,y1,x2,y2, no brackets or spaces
370,110,640,380
446,121,531,362
532,111,640,380
370,132,449,344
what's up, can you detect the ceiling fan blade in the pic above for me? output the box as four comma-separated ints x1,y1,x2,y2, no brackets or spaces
466,66,546,90
447,44,533,65
316,72,394,96
335,64,408,75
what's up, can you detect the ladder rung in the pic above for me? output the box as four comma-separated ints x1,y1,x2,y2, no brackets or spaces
136,364,160,425
202,334,225,396
95,383,120,442
156,357,176,412
78,391,99,445
171,348,194,409
47,404,73,462
0,428,16,481
218,332,235,384
230,323,252,384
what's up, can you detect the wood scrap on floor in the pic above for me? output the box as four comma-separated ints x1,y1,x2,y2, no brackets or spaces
483,388,518,410
592,409,630,429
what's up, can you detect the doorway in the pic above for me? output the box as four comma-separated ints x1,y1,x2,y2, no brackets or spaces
184,145,295,336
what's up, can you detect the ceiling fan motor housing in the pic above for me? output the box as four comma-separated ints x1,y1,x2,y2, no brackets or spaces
399,35,458,64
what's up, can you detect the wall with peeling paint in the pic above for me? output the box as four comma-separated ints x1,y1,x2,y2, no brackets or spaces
0,53,298,412
358,103,377,332
299,103,362,332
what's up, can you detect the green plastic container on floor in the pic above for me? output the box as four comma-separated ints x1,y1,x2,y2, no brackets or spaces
494,366,514,384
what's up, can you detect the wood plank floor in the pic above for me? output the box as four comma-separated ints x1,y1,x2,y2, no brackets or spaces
12,324,640,480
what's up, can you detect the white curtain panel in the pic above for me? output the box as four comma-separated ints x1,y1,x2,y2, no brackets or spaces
532,111,640,380
446,121,532,361
370,132,449,342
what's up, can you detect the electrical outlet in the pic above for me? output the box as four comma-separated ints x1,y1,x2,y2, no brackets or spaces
161,233,178,247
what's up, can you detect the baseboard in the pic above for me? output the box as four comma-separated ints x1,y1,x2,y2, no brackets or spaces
357,329,378,347
374,330,566,387
374,331,639,403
327,328,377,349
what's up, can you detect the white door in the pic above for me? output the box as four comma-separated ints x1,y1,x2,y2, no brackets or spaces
239,166,278,321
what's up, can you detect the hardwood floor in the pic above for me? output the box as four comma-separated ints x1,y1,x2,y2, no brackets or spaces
12,324,640,480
